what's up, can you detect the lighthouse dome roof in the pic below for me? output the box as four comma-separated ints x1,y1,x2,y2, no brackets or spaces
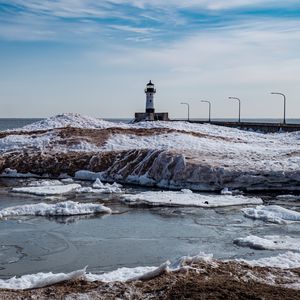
147,80,154,86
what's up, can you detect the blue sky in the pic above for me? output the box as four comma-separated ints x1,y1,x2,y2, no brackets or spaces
1,1,300,119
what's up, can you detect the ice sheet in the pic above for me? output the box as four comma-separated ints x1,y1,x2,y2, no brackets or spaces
122,190,263,207
12,184,82,196
0,201,111,218
242,205,300,224
234,235,300,251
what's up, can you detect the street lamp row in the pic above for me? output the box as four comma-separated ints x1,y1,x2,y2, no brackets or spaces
180,92,287,124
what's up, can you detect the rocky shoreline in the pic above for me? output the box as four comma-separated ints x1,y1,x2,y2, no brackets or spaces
1,259,299,299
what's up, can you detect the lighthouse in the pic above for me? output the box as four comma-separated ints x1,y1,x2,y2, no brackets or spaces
134,80,169,122
145,80,156,113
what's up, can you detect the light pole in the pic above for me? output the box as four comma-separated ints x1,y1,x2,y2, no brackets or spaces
201,100,211,122
270,92,286,124
228,97,241,123
180,102,190,121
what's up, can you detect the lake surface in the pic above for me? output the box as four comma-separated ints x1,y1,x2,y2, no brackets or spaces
0,179,299,279
1,118,300,131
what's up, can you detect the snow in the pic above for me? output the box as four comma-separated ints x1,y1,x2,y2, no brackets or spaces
17,113,115,131
12,184,82,196
234,235,300,251
2,113,300,191
242,205,300,224
0,268,86,290
0,201,111,218
242,252,300,269
122,190,262,207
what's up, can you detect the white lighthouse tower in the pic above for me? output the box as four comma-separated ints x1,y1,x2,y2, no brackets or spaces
144,80,156,113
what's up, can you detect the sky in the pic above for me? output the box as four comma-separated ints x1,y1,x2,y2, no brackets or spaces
0,1,300,119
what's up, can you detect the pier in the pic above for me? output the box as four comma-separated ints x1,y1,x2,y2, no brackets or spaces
184,120,300,133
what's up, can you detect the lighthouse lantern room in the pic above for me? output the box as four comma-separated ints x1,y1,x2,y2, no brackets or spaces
145,80,156,113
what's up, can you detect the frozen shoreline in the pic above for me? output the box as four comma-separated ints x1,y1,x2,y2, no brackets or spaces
1,113,300,191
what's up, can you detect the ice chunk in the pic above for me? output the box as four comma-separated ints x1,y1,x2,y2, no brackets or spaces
27,180,63,187
122,190,262,207
234,235,300,251
1,168,38,178
0,267,86,290
242,205,300,224
0,201,111,218
75,170,104,181
12,184,81,196
221,188,232,195
276,195,300,201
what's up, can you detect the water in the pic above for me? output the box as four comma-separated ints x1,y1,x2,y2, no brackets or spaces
1,118,300,131
0,180,299,279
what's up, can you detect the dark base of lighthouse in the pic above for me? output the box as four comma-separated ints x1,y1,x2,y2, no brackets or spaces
134,112,169,122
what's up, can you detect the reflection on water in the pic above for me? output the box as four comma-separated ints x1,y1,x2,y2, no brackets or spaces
0,187,299,279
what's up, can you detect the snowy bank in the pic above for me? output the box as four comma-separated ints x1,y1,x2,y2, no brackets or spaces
122,190,263,207
242,205,300,224
2,113,300,191
0,201,111,218
234,235,300,251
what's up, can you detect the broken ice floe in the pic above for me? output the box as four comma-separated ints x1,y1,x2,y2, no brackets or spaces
242,205,300,224
11,179,122,196
12,184,82,196
122,190,262,207
0,201,111,218
234,235,300,251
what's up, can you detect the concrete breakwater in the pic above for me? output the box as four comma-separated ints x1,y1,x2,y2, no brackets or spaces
185,120,300,133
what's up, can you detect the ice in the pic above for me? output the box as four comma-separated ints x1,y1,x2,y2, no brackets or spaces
242,252,300,269
242,205,300,224
276,195,300,201
234,235,300,251
86,266,160,282
75,170,104,181
122,190,262,207
27,180,63,187
1,168,38,178
221,188,232,195
0,268,86,290
12,184,81,196
0,201,111,218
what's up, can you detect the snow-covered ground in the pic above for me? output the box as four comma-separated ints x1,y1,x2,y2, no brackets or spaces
0,201,111,218
122,190,263,207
